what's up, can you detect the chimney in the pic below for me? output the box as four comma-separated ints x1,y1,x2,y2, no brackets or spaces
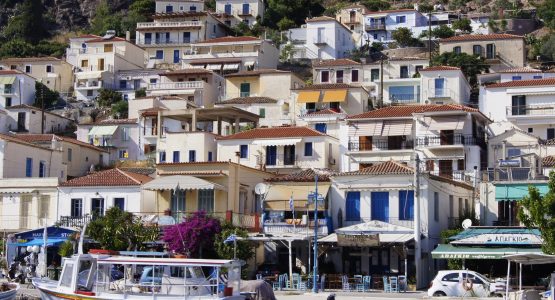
125,31,131,41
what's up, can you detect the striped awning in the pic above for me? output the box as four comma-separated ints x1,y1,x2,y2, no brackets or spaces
426,116,464,131
322,90,347,103
381,120,413,136
264,184,329,211
143,175,226,191
206,64,221,70
88,126,118,136
223,63,239,70
348,121,383,136
297,91,320,103
0,76,16,85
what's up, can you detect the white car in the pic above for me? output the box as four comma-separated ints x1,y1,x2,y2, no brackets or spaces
428,270,506,297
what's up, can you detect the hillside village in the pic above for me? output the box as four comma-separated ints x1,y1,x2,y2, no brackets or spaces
1,0,555,296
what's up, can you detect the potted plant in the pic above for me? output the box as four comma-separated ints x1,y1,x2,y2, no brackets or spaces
407,276,416,291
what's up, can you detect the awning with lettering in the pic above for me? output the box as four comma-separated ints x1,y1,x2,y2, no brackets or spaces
206,64,221,70
431,244,542,259
322,90,347,103
223,63,239,70
381,120,413,136
348,121,383,136
297,91,320,103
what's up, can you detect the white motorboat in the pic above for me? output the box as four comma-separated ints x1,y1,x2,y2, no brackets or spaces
32,253,245,300
0,283,19,300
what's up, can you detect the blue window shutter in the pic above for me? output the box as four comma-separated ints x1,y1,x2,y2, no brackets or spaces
240,145,248,158
188,150,196,162
315,123,327,133
25,158,32,177
159,151,166,163
398,190,414,220
371,192,389,222
304,142,313,156
346,191,360,221
173,151,180,163
208,151,213,162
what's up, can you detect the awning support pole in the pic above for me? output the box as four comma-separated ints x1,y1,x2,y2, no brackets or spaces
505,260,511,300
519,263,522,291
288,239,293,288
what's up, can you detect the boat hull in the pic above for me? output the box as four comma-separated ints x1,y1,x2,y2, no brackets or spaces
0,284,19,300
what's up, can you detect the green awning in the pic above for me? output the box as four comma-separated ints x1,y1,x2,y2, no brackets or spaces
0,76,16,85
495,183,548,201
432,244,542,260
88,125,118,136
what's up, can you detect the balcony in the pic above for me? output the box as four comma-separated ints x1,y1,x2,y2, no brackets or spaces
389,93,419,104
57,215,94,228
183,51,259,60
344,217,417,230
348,140,414,151
0,88,14,96
365,23,386,31
75,80,103,90
482,168,547,182
136,21,202,29
506,104,555,117
415,134,485,147
430,170,471,183
426,88,455,99
147,81,204,90
263,219,328,235
257,154,299,168
137,38,193,46
313,38,328,46
237,9,255,16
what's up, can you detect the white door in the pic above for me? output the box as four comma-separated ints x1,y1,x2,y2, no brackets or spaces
438,271,462,296
466,272,489,297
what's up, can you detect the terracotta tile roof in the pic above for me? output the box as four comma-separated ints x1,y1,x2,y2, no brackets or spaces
134,95,187,101
297,83,354,90
6,104,74,121
440,33,523,43
140,107,167,117
421,66,460,71
0,133,56,151
485,77,555,88
76,34,101,39
306,109,342,115
265,168,336,182
306,16,338,23
225,69,290,77
217,126,325,140
337,160,414,176
160,69,214,76
347,104,479,119
60,168,153,187
219,97,278,105
313,59,361,67
85,36,127,43
364,9,416,15
153,11,208,18
189,58,242,64
14,134,107,153
0,70,21,75
196,36,261,44
119,167,156,175
498,67,542,73
0,57,61,63
545,138,555,146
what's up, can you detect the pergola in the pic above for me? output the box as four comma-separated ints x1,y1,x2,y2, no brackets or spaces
158,107,259,135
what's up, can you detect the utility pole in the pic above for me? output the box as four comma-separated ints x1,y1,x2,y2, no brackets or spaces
40,79,45,134
379,56,384,108
428,12,432,65
413,153,421,289
312,174,319,293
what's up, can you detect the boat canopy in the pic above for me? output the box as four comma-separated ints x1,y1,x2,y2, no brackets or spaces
96,256,236,267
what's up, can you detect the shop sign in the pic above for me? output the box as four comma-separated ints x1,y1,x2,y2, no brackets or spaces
452,233,543,246
337,233,379,247
434,253,501,259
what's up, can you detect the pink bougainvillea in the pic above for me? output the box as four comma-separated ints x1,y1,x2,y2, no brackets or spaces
162,211,222,257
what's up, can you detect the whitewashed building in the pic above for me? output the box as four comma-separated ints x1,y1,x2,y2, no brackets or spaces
5,104,75,134
0,70,36,109
215,0,264,27
0,57,74,95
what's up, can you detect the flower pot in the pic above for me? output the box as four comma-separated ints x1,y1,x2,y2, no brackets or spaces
172,254,187,259
223,287,233,296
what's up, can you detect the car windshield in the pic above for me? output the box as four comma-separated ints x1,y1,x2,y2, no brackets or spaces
473,272,492,283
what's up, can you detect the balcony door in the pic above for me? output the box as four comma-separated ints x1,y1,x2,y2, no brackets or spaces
371,192,389,222
91,198,105,216
242,3,249,14
434,78,444,97
266,146,277,166
439,160,453,178
284,145,295,165
240,83,250,97
359,136,372,151
440,130,454,145
171,189,186,220
511,95,526,116
349,11,356,23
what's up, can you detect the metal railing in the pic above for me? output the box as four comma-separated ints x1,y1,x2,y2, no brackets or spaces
237,8,255,16
389,93,417,102
58,215,94,228
77,64,114,72
482,168,545,182
429,170,470,182
348,140,414,151
506,104,555,116
312,38,329,45
147,81,203,90
263,219,328,235
415,134,485,147
344,217,416,230
137,39,192,46
257,154,298,167
137,21,202,28
427,88,454,99
183,51,259,60
365,23,386,30
75,80,103,89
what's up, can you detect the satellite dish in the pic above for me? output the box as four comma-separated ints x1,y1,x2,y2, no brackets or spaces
254,183,268,195
461,219,472,229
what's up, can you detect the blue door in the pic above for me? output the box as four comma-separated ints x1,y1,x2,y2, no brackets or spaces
242,3,249,14
371,192,389,222
224,4,232,14
398,190,414,220
173,50,180,63
435,78,445,97
345,192,360,221
144,33,152,45
266,146,277,166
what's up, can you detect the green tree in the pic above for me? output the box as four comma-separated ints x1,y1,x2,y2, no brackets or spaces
97,89,122,107
421,25,455,39
135,88,147,98
121,0,155,39
360,0,390,11
280,43,294,62
452,18,473,33
537,0,555,29
518,172,555,254
540,34,555,61
417,3,434,13
87,207,160,251
58,241,74,257
35,82,60,109
277,17,296,31
111,100,129,118
263,0,325,29
90,1,123,36
35,41,67,57
431,52,490,86
0,39,35,58
1,0,51,44
214,222,254,261
392,27,422,47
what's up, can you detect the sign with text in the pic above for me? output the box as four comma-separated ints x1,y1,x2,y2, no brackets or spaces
452,233,543,246
337,233,379,247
